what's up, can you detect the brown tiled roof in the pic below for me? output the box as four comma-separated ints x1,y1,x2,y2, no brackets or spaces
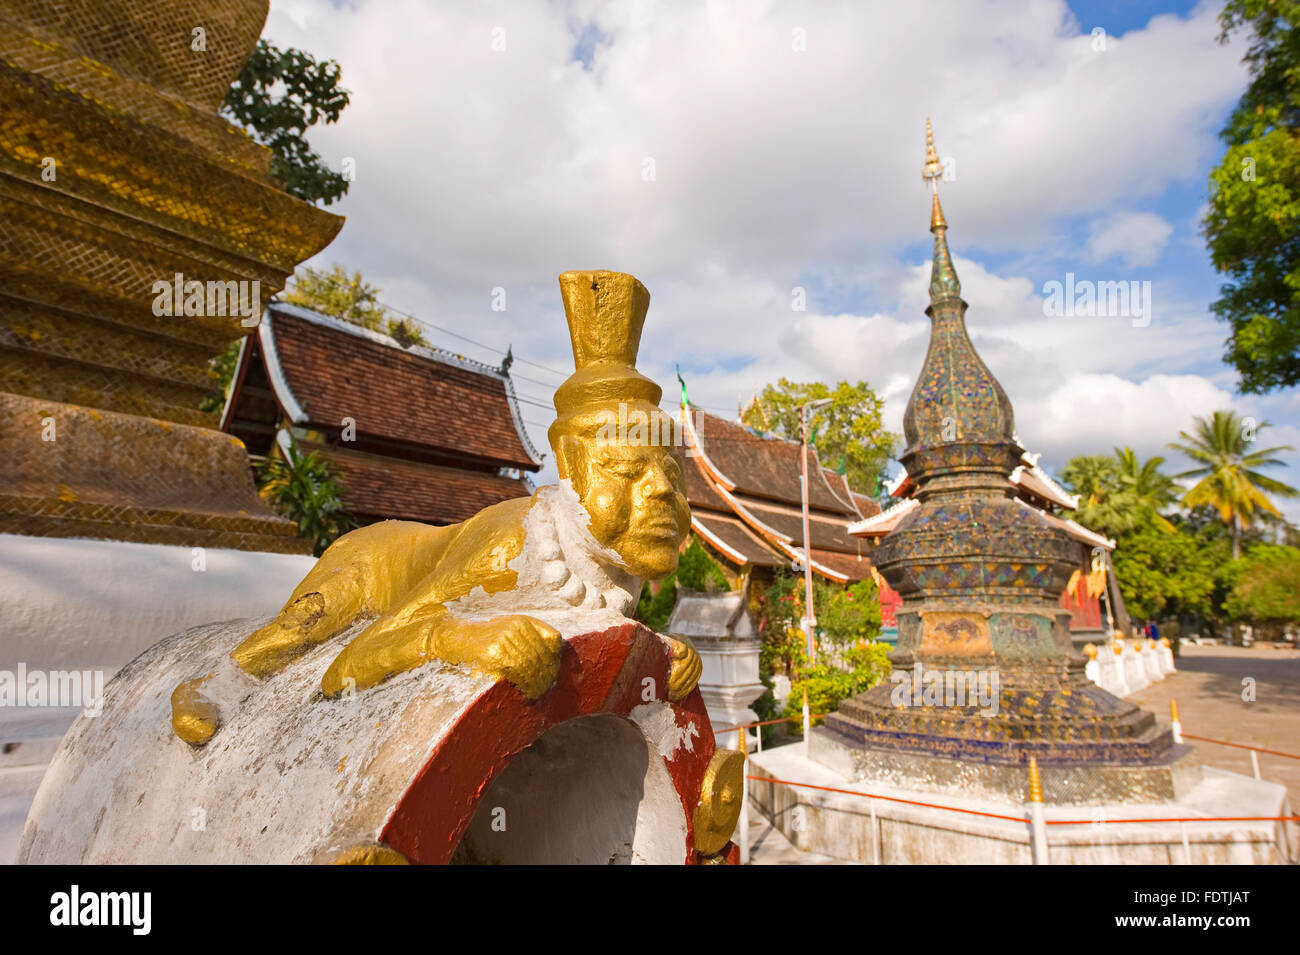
315,445,532,526
684,453,731,511
851,492,881,519
692,511,785,567
807,548,875,583
261,304,540,470
690,411,857,514
732,494,865,552
677,409,883,582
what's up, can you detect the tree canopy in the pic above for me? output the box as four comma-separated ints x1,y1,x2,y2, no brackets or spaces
1225,544,1300,624
223,39,352,205
1058,447,1176,538
283,264,426,347
1168,409,1297,558
1204,0,1300,392
740,379,898,495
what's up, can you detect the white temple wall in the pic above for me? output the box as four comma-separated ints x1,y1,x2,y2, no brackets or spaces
0,533,316,671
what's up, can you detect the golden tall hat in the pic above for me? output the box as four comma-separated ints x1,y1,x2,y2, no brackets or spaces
549,270,664,446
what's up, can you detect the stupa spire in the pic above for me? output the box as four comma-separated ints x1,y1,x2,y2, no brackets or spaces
922,117,960,305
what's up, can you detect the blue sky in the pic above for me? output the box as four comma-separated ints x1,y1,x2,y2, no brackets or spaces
266,0,1299,522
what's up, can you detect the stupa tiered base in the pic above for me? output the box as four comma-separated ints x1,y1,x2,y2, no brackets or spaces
818,653,1202,804
749,744,1295,865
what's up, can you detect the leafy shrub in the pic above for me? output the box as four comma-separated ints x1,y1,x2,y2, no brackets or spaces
258,440,355,556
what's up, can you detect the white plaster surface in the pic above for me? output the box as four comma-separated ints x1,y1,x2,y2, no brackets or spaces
19,614,499,863
444,482,642,638
748,744,1295,865
667,592,765,748
0,534,316,669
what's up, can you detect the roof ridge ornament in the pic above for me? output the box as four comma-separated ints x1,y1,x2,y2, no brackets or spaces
922,117,960,305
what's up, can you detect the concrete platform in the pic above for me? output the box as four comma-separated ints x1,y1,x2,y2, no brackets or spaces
748,744,1296,865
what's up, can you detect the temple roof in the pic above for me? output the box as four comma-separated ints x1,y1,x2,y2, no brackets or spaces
687,411,860,515
233,303,542,471
681,409,880,583
306,442,532,527
883,447,1080,513
848,482,1114,551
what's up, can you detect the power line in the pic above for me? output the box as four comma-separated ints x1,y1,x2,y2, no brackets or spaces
289,272,571,379
512,371,566,390
287,272,758,417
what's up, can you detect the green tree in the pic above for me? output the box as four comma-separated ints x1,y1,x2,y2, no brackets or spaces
1111,511,1226,622
258,440,355,556
282,264,427,347
199,338,242,414
1168,410,1297,559
223,40,352,205
740,379,898,494
756,569,886,732
1114,447,1179,531
1204,1,1300,393
780,642,891,735
1225,544,1300,627
632,537,731,632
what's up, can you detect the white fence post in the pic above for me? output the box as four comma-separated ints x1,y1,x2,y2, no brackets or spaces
1027,756,1049,865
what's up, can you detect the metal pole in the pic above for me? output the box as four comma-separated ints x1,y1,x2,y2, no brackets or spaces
802,686,811,761
870,799,880,866
738,727,749,865
800,402,816,662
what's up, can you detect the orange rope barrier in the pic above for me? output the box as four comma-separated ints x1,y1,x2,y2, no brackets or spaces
1182,734,1300,760
712,714,829,734
749,774,1300,826
745,774,1028,823
1046,815,1300,825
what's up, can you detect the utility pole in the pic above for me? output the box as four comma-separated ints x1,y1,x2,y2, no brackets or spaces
799,397,832,661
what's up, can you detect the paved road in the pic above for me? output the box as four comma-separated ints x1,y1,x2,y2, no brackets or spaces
1128,643,1300,809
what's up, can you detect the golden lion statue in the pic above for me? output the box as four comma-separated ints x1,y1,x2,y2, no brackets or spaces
172,270,700,745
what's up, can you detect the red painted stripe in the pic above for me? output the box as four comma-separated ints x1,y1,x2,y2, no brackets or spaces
381,622,716,864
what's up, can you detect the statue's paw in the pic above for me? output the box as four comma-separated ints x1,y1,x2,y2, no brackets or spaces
235,592,340,678
171,677,220,746
665,634,702,702
476,615,563,701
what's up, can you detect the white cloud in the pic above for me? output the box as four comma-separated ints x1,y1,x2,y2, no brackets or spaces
1085,211,1174,266
252,0,1300,516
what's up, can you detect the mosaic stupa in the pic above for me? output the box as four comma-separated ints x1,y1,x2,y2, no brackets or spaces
811,121,1200,804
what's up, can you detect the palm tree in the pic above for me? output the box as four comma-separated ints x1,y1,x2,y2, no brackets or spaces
1113,446,1178,531
1060,450,1177,537
1060,455,1125,536
1169,410,1298,559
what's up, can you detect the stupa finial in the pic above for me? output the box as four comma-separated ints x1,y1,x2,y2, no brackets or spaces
922,118,960,303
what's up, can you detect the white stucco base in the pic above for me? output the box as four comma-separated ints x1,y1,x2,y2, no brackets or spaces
667,592,765,750
0,533,316,670
749,745,1295,865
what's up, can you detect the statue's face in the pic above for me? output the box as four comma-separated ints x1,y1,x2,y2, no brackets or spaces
566,437,689,580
